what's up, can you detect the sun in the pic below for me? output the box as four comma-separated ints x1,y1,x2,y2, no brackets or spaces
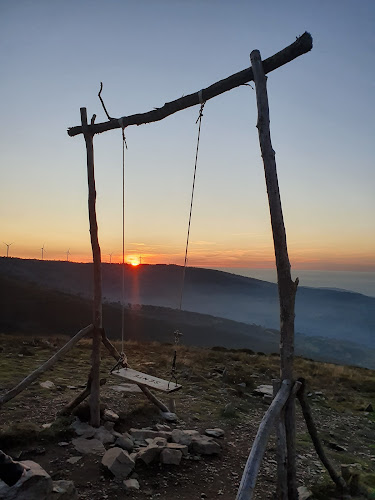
131,261,139,267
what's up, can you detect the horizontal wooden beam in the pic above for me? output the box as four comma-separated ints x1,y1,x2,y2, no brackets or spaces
68,32,312,137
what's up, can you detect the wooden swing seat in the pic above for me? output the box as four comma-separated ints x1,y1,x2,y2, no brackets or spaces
112,367,182,393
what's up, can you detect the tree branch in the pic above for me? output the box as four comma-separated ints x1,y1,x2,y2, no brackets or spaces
68,32,312,137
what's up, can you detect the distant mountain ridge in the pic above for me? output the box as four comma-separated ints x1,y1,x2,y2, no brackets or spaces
0,258,374,350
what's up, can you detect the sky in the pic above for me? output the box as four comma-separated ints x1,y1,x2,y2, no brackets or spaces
1,0,374,271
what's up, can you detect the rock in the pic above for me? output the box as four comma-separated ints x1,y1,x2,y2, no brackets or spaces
263,394,273,404
136,445,161,465
152,437,168,447
42,423,53,429
297,486,313,499
253,384,273,397
160,448,182,465
115,436,134,453
70,419,96,438
160,411,177,422
129,428,171,441
94,427,115,445
190,436,221,455
101,448,135,480
0,460,53,500
103,421,115,431
103,409,119,423
205,428,225,438
50,480,78,499
365,403,373,412
123,478,140,491
166,443,188,456
171,429,198,446
57,442,69,447
40,381,55,389
155,424,171,432
326,441,347,452
72,438,105,455
66,457,82,465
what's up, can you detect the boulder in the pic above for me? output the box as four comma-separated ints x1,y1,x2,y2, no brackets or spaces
72,437,105,455
297,486,313,500
136,445,161,465
171,429,198,446
253,384,273,397
160,411,177,422
160,448,182,465
155,424,171,432
101,448,135,480
115,435,134,452
166,443,188,456
50,480,78,499
40,381,55,389
190,436,221,455
0,460,53,500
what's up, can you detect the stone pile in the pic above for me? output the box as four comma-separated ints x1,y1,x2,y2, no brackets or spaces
68,414,224,489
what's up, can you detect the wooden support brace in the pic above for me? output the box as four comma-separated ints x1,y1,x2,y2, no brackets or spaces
236,380,292,500
67,33,312,137
0,325,94,407
59,377,107,416
273,379,288,500
296,379,348,494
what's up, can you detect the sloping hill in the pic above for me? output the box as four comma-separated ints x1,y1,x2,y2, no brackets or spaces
1,258,374,349
1,273,375,369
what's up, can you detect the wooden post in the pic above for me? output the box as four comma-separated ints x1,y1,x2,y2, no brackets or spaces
251,50,299,500
81,108,102,427
273,379,288,500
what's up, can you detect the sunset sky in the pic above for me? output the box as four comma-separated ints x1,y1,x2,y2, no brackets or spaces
1,1,374,271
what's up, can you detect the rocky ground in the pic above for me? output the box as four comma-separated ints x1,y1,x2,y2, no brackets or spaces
0,334,374,499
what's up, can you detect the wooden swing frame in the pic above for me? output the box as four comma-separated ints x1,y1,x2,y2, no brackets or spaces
67,32,312,498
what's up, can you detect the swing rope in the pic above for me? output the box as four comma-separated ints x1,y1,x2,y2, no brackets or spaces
179,101,205,310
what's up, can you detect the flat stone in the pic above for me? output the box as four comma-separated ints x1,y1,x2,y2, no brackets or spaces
129,429,171,441
136,445,161,465
103,409,119,423
204,428,225,438
101,448,135,480
94,427,115,445
57,442,69,447
42,423,53,429
40,381,55,389
123,478,140,491
160,448,182,465
0,460,53,500
297,486,313,500
155,424,171,432
72,438,105,455
190,436,221,455
50,480,78,499
66,457,82,465
160,411,177,422
152,437,168,447
253,384,273,397
70,419,96,438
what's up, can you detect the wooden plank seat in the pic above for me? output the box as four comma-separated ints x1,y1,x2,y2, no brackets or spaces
112,367,182,393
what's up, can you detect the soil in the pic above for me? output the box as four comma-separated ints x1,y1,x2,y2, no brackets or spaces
1,336,374,499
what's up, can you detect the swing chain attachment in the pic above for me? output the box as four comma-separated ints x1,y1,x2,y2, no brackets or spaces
110,351,128,374
195,101,205,124
168,330,183,389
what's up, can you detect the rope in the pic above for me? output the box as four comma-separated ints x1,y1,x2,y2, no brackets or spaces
121,128,127,357
179,102,205,310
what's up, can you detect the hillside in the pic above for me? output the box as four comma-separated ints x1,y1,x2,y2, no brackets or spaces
1,258,374,348
1,273,375,369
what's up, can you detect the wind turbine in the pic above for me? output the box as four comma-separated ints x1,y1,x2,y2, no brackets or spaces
41,244,46,260
66,249,71,262
108,252,113,264
4,242,13,258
